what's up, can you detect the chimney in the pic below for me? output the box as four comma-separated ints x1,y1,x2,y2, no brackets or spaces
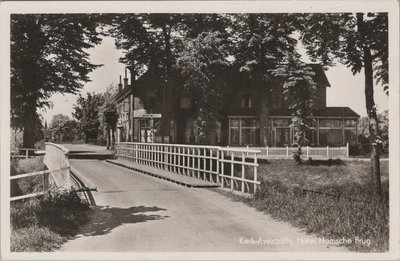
118,75,123,91
123,68,129,88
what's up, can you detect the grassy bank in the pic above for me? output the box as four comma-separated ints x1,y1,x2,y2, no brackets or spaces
11,191,91,252
228,159,389,252
10,157,47,197
10,157,91,252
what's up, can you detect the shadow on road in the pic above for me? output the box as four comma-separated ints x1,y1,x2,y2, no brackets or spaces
77,205,168,237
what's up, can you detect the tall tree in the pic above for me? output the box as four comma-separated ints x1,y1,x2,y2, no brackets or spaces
176,31,230,143
99,84,119,149
72,93,105,141
109,14,186,141
11,14,102,147
109,14,230,142
49,114,71,143
299,13,388,195
232,14,302,146
271,58,317,147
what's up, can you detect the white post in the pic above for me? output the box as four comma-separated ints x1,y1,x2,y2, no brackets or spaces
241,152,245,193
286,146,289,158
266,146,269,157
216,149,220,184
246,145,249,157
220,150,224,188
306,146,309,158
230,152,234,190
254,154,258,194
346,143,349,158
327,146,329,158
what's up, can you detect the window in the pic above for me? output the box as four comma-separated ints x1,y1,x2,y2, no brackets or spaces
229,117,260,146
273,119,291,128
344,129,357,144
319,129,343,146
230,119,240,145
305,128,318,146
180,96,192,109
319,119,343,146
345,119,357,128
241,94,252,109
344,119,357,144
319,119,342,128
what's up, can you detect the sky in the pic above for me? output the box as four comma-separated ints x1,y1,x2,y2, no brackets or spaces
41,36,389,123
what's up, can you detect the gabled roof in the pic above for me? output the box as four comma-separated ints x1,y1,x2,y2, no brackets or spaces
307,64,331,87
112,85,132,103
270,107,359,118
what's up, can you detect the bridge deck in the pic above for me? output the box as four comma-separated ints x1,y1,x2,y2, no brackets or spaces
106,159,219,188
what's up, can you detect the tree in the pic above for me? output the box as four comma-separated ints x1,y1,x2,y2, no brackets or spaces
72,93,105,141
49,114,75,143
299,13,388,195
232,14,306,147
109,14,187,141
109,14,231,142
271,58,318,163
11,14,102,148
358,110,389,151
176,31,230,143
99,84,119,149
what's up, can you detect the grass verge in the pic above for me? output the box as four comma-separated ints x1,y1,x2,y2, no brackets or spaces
10,157,91,252
11,191,91,252
221,159,389,252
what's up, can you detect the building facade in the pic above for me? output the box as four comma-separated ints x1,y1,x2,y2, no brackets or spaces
113,64,359,147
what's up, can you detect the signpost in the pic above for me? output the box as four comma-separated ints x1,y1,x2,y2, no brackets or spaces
143,113,162,118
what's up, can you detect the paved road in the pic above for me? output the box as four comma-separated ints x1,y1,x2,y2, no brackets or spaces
61,159,346,252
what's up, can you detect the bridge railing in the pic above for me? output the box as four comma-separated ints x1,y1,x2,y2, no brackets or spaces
43,142,71,189
115,142,261,194
10,143,71,201
219,147,260,194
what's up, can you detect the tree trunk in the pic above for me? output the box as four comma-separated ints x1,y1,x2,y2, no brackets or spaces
106,126,110,150
161,24,173,143
357,13,382,196
22,100,36,149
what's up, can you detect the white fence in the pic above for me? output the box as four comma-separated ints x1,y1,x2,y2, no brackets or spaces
10,143,72,201
228,143,349,159
115,142,261,194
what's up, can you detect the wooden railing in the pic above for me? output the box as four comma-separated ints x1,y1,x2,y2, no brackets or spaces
115,143,261,194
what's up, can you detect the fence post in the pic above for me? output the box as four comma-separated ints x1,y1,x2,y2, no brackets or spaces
25,149,28,159
220,150,224,188
216,149,220,184
286,146,289,158
327,146,329,158
254,153,258,194
230,152,234,190
266,146,269,157
306,146,309,158
241,152,245,193
346,143,349,158
246,145,249,157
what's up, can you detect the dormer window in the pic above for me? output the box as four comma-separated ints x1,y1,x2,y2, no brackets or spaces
241,94,252,109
